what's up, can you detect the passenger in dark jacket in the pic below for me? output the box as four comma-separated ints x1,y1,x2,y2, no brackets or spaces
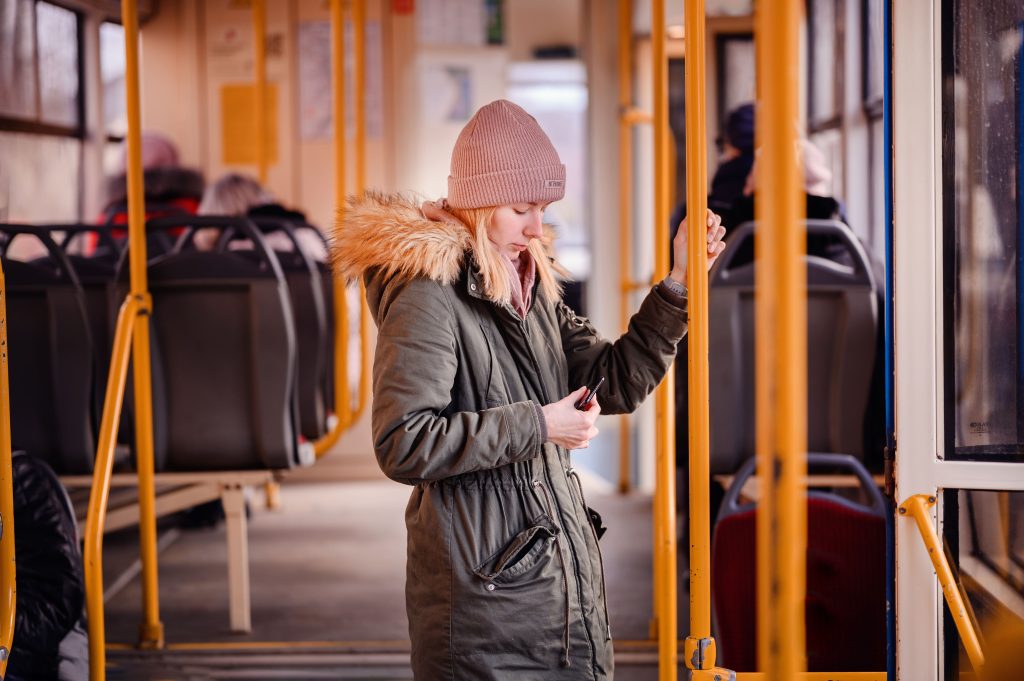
332,100,725,680
7,452,86,681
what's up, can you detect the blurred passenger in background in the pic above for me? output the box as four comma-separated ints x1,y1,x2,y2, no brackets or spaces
100,131,204,226
197,173,325,261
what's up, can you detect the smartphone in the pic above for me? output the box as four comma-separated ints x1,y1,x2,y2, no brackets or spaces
575,376,605,410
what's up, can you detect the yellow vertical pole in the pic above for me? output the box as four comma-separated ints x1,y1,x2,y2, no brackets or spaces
651,0,677,678
756,0,807,678
0,266,15,679
314,0,351,458
115,0,163,653
617,0,634,495
352,0,372,424
253,0,268,184
681,0,717,674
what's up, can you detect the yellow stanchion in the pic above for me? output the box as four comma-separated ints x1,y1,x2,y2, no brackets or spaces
616,0,634,495
0,265,16,679
681,0,725,677
650,0,677,678
754,0,807,679
352,0,372,425
314,0,352,459
85,295,144,680
85,1,164,676
899,494,985,674
253,0,268,184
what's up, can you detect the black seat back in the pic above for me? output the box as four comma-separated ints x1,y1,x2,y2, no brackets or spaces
210,218,329,440
707,220,878,475
120,216,302,471
0,226,95,474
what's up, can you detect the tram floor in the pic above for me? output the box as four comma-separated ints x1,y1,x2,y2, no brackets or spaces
98,466,692,679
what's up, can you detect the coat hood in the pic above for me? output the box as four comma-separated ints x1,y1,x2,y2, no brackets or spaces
103,166,205,207
331,191,472,288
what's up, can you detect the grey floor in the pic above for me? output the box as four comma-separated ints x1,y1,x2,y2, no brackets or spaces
97,466,691,679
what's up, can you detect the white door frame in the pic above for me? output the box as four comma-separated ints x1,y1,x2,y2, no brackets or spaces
893,1,1024,679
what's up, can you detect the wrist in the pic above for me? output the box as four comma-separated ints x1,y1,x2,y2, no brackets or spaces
668,267,686,285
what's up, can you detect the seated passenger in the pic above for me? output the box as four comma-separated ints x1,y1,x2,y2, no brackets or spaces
7,452,87,681
100,131,204,225
196,173,325,260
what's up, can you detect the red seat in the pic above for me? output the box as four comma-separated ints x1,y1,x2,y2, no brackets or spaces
711,454,886,672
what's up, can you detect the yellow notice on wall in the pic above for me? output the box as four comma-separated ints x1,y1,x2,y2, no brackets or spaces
221,83,279,165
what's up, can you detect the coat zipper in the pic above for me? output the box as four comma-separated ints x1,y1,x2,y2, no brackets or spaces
516,312,598,671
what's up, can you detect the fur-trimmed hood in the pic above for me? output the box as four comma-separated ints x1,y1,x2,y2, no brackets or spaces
103,166,205,206
330,192,473,287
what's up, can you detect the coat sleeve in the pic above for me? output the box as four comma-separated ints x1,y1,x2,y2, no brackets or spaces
371,278,544,485
558,286,688,415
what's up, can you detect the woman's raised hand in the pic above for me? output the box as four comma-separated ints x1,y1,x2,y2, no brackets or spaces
541,386,601,450
669,209,726,284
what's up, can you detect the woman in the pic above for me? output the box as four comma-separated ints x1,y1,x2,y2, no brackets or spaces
332,100,724,680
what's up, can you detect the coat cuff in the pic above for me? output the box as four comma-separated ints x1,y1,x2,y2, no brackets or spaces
533,402,548,443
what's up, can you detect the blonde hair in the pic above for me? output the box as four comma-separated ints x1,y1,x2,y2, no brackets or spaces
448,206,567,307
199,173,274,216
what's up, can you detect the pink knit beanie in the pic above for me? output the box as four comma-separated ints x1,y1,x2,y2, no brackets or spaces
447,100,566,209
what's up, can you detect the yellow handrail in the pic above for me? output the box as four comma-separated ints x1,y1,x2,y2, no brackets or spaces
85,0,164,676
0,264,16,679
85,295,144,680
899,494,985,674
682,0,719,676
755,0,807,679
616,0,633,495
253,0,268,184
650,1,677,679
314,0,351,459
352,0,372,425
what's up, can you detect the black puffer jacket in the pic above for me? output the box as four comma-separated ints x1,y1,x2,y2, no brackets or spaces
8,452,84,681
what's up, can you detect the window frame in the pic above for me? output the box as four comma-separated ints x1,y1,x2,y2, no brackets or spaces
807,0,846,133
0,0,86,139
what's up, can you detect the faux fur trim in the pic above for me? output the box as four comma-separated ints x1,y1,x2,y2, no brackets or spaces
331,192,472,286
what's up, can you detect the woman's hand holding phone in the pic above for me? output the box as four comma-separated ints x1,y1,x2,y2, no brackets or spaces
542,385,601,450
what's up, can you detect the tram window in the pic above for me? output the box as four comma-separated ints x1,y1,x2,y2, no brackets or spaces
807,0,842,130
715,34,754,125
0,131,80,223
863,0,884,106
943,0,1024,461
947,490,1024,675
0,0,81,127
100,21,127,137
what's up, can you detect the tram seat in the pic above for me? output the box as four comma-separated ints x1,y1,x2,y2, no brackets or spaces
711,453,887,672
708,220,878,476
0,226,96,474
213,217,331,440
120,215,308,471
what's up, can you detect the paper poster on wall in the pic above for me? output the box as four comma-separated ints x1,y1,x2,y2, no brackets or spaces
221,83,279,164
420,63,473,124
298,21,332,139
418,0,485,46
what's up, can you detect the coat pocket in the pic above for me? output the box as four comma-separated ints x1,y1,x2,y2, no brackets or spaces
473,514,559,584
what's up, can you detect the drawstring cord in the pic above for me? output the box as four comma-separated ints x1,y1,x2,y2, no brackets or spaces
533,479,572,667
568,467,612,640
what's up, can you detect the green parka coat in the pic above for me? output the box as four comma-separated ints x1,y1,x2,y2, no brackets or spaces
332,193,688,680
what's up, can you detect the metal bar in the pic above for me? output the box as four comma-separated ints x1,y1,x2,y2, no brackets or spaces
117,0,163,654
130,309,163,648
0,264,15,678
755,0,807,678
617,0,633,495
352,0,372,425
314,0,352,459
253,0,268,184
85,294,142,681
883,2,895,678
650,1,677,678
899,494,985,673
682,2,716,675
